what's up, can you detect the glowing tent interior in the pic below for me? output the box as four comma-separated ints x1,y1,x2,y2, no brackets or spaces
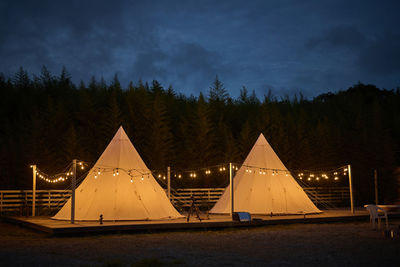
210,133,321,215
53,126,183,221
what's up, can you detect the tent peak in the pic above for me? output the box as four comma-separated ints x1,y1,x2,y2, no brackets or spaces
112,126,129,141
255,133,268,145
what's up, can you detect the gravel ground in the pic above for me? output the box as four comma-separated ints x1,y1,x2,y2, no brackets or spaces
0,220,399,267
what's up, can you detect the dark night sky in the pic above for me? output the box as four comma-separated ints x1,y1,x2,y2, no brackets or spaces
1,0,399,98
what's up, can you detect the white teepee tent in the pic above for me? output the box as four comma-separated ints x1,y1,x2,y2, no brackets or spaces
53,126,183,221
210,134,321,215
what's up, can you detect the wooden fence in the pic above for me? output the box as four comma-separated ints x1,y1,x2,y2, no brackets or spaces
170,187,350,209
0,186,350,215
0,190,70,215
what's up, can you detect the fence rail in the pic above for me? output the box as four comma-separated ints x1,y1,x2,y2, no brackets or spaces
0,186,350,214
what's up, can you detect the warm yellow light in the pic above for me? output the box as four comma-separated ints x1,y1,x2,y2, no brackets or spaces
334,177,339,180
193,173,197,178
307,177,311,181
178,174,182,178
316,177,320,181
344,168,348,172
94,175,97,179
163,176,166,180
158,174,161,178
81,166,84,170
334,172,338,175
113,173,116,176
130,178,133,183
310,174,314,177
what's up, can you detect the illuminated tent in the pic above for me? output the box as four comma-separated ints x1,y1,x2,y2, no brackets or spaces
210,134,321,215
53,126,183,221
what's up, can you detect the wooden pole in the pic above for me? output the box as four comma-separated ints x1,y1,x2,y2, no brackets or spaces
374,169,378,205
348,164,354,214
229,163,234,218
167,166,171,201
31,165,37,217
71,159,76,224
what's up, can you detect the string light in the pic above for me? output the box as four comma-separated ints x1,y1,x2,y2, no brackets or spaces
33,168,70,184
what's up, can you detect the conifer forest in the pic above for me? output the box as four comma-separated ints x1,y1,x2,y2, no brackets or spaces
1,67,399,205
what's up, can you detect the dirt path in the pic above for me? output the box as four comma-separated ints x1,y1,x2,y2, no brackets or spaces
0,220,399,266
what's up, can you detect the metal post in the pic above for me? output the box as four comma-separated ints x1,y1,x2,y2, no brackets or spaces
374,169,378,205
229,163,234,218
167,166,171,201
71,159,76,224
32,165,37,216
348,164,354,214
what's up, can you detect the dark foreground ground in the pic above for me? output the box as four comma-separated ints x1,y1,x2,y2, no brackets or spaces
0,219,399,267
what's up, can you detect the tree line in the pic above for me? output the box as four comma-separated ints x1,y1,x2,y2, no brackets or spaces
0,66,399,205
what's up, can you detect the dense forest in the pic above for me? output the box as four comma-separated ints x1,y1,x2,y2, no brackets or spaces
1,66,399,205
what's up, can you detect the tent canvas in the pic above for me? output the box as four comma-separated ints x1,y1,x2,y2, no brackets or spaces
210,134,321,215
53,126,183,221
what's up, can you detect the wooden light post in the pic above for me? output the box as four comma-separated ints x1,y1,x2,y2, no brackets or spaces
229,163,234,218
348,164,354,214
31,165,37,216
71,159,76,224
167,166,171,201
374,169,378,205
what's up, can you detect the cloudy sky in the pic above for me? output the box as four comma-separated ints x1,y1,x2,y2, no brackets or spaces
1,0,399,98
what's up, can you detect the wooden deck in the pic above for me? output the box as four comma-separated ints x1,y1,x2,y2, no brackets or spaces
2,209,383,236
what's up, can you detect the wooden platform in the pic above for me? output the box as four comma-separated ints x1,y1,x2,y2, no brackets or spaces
2,209,384,235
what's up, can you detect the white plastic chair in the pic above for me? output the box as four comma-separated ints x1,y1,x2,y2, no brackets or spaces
364,204,388,230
